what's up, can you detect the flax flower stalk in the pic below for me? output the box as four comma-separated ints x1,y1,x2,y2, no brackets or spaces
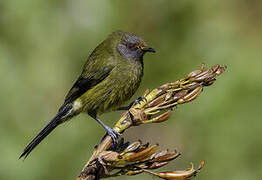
76,64,227,180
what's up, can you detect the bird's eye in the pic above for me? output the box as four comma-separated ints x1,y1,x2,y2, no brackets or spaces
126,43,137,50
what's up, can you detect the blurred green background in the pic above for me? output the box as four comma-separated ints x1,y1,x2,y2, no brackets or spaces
1,0,262,179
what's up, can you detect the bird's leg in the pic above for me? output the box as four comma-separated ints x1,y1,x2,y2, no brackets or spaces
117,96,146,111
89,113,121,144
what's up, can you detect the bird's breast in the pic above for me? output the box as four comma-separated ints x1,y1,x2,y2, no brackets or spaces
80,61,143,115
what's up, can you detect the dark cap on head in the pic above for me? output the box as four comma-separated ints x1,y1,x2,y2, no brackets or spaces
111,30,156,61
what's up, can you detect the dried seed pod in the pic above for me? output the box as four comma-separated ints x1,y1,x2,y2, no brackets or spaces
148,162,169,169
183,82,201,90
152,151,181,163
200,63,206,71
204,72,217,82
98,151,121,164
129,108,147,125
216,65,227,75
138,142,150,151
161,79,185,90
146,109,161,115
192,71,212,82
125,145,158,162
178,86,202,104
144,110,172,124
126,169,143,176
143,89,150,97
173,90,188,101
149,152,157,159
154,150,168,159
211,64,219,72
186,70,202,78
165,91,173,101
144,161,205,180
157,101,178,110
122,152,135,160
122,141,142,154
203,79,216,86
169,80,182,88
147,94,166,107
195,69,209,78
137,163,148,169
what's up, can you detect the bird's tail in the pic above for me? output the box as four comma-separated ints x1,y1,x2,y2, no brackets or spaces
19,104,72,159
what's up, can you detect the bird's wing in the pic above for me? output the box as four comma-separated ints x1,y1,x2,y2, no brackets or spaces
63,65,114,105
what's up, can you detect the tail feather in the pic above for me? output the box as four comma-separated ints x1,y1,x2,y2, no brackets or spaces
19,104,72,159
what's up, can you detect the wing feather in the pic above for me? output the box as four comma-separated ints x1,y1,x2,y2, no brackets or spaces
63,66,114,105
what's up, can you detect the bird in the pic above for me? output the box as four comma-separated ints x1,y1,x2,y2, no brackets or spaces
19,30,156,159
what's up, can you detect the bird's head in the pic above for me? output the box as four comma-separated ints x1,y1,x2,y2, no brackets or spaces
109,30,156,61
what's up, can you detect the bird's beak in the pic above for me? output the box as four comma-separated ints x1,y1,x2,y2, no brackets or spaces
141,46,156,53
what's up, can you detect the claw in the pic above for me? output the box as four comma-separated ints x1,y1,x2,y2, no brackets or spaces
118,96,147,111
133,96,147,106
105,127,121,144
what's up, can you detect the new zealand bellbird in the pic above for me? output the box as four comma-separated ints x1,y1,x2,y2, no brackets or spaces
20,30,156,159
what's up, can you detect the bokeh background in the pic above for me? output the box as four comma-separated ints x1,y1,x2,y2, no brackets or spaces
1,0,262,179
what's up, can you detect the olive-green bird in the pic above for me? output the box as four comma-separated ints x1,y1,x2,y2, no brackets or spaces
20,30,156,159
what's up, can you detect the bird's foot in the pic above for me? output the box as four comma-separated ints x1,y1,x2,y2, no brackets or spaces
104,126,121,144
